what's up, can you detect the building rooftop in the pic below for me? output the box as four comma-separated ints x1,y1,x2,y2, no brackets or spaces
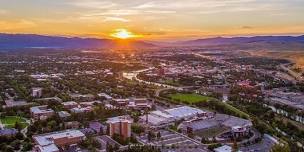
62,101,78,106
35,144,59,152
33,129,85,146
97,93,112,100
165,106,206,119
30,105,54,114
58,111,71,118
107,115,133,124
214,145,232,152
0,128,18,136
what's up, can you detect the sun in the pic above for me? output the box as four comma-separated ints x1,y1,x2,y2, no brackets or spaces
110,29,141,39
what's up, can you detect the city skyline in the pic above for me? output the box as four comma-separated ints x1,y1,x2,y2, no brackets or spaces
0,0,304,40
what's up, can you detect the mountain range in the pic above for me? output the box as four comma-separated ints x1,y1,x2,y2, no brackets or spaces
0,33,304,49
0,33,155,49
179,35,304,46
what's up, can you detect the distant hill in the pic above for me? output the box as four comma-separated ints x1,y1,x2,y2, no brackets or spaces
0,33,156,49
1,34,304,51
177,35,304,46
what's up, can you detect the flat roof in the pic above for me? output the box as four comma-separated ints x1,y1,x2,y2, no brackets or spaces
36,144,59,152
62,101,78,105
165,106,205,119
30,105,54,114
33,129,85,146
214,145,232,152
107,115,133,124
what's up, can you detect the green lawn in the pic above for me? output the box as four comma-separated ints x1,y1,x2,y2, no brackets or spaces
169,93,214,104
0,116,29,129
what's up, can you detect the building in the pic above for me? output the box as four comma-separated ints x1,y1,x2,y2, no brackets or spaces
30,105,55,120
32,88,43,98
64,121,80,129
32,129,85,152
106,116,133,139
0,128,17,137
180,114,252,139
112,99,129,107
61,101,78,109
89,121,106,134
112,98,153,110
97,93,112,100
69,93,95,101
214,145,232,152
4,99,33,108
165,106,207,120
142,106,207,128
95,135,122,151
127,98,152,110
58,111,71,119
62,101,95,113
70,106,93,113
79,101,101,107
142,110,175,128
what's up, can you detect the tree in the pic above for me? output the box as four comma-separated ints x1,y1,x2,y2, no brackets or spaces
14,122,23,131
271,144,290,152
232,140,238,152
157,132,161,139
21,142,32,152
147,131,155,142
16,132,24,140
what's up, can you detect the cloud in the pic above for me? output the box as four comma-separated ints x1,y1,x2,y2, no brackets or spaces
0,19,36,30
134,2,156,9
83,10,140,17
103,17,130,22
241,26,254,29
144,10,176,14
67,0,116,9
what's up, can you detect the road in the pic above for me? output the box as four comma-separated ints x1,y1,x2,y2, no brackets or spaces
279,64,303,81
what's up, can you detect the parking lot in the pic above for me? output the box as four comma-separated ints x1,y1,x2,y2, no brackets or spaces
138,130,209,152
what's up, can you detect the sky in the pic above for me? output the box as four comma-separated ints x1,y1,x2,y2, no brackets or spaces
0,0,303,40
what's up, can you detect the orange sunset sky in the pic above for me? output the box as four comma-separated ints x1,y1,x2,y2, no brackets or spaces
0,0,303,40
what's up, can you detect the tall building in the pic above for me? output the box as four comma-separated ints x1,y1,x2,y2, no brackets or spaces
106,116,132,139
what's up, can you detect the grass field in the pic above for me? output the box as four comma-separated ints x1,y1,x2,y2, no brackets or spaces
0,116,29,129
169,93,214,104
